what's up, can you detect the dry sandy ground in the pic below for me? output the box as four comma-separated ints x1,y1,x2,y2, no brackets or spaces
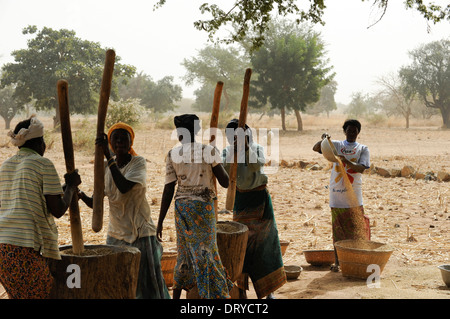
0,114,449,300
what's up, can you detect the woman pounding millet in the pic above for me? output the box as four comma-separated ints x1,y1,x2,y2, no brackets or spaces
157,114,234,299
79,122,170,299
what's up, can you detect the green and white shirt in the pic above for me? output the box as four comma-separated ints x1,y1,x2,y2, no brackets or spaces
0,148,63,259
222,142,268,191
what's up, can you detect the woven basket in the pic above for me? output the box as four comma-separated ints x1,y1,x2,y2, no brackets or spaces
216,221,249,282
161,249,177,287
334,239,394,279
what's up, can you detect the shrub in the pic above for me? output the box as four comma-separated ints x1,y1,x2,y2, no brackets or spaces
106,98,145,128
365,113,386,126
72,117,96,154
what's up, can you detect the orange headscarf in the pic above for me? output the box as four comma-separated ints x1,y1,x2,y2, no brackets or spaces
107,122,138,156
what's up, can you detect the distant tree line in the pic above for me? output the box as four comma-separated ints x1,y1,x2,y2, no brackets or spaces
343,39,449,129
183,19,335,131
182,20,448,130
0,26,183,130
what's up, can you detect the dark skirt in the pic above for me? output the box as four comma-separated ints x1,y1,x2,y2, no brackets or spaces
233,187,286,299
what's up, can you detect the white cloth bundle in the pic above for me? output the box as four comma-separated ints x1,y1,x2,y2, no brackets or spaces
7,116,45,147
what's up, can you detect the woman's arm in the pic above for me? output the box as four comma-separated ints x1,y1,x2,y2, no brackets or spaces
157,181,176,242
312,133,330,154
96,134,136,194
212,164,229,188
107,163,137,194
77,189,93,208
245,144,266,172
338,156,367,173
45,170,81,218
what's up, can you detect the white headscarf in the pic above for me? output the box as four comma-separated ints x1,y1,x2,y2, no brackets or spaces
7,116,45,147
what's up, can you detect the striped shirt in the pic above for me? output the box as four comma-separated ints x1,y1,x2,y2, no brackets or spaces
0,148,63,259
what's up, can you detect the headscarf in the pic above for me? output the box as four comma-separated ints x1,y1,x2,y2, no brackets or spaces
7,116,44,147
107,122,138,156
174,114,201,137
225,118,253,144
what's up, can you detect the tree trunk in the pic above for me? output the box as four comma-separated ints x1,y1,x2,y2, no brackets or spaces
4,117,12,130
258,112,265,121
294,109,303,131
48,244,141,299
223,89,230,111
440,106,450,129
404,109,410,129
281,107,286,131
54,100,61,132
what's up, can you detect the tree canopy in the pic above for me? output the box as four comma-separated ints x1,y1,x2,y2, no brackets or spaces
155,0,449,51
377,73,417,128
307,80,337,117
346,91,370,118
118,72,182,113
182,45,250,111
250,20,334,130
400,39,450,128
0,83,21,129
1,25,136,127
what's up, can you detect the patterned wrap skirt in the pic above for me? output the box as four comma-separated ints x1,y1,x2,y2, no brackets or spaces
173,199,233,299
233,187,287,299
0,243,54,299
331,206,371,243
106,235,171,299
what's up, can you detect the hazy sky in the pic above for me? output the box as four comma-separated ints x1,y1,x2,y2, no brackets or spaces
0,0,448,104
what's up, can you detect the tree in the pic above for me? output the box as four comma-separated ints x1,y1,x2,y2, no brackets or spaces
399,39,450,128
0,83,22,129
307,80,337,117
155,0,449,51
119,72,182,113
1,26,135,128
346,92,369,118
182,45,250,112
377,73,421,128
190,82,223,112
148,76,183,113
250,20,334,131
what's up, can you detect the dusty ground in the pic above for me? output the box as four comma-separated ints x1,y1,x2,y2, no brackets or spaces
0,113,449,299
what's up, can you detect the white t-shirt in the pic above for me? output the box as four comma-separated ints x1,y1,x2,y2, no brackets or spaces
105,156,156,243
165,142,221,202
329,140,370,208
